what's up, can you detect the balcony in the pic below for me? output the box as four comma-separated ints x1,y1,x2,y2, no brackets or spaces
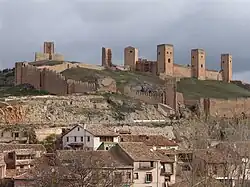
138,162,155,170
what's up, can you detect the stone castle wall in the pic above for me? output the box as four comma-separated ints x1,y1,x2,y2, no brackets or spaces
205,70,222,81
202,98,250,117
173,64,191,78
15,62,97,95
171,64,222,81
124,85,184,109
124,86,163,105
35,61,104,73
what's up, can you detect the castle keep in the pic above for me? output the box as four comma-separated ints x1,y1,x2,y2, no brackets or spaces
35,41,64,61
104,44,233,83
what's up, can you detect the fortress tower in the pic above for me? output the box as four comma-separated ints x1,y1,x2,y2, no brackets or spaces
191,49,206,80
221,54,232,83
102,47,112,68
44,42,55,59
124,46,139,70
157,44,174,76
35,42,64,61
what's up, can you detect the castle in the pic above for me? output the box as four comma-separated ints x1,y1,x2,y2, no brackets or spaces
14,41,250,118
102,44,232,83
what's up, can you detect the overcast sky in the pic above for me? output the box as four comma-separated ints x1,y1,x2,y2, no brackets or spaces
0,0,249,81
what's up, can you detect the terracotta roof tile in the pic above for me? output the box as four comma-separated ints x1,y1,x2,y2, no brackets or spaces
118,142,160,161
0,144,46,154
120,134,177,147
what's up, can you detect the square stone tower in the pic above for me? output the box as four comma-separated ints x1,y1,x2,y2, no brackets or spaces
124,46,139,71
157,44,174,76
102,47,112,68
221,54,232,83
191,49,206,80
44,42,55,60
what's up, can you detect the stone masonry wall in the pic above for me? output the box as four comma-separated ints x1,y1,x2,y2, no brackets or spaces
203,98,250,117
15,62,97,95
173,64,191,78
124,86,163,105
205,70,222,81
42,69,68,95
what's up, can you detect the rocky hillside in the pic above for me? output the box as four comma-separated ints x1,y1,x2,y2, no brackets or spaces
0,94,169,126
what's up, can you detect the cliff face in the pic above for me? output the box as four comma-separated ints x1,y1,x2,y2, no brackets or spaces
0,95,166,125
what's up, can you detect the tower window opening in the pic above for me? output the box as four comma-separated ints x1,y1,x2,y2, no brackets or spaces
168,58,171,63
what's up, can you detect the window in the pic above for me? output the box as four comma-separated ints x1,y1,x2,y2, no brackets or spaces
222,61,224,63
168,58,171,63
201,64,203,68
100,136,113,142
145,173,152,183
130,50,133,53
106,147,109,150
150,161,154,167
14,132,19,138
158,52,160,55
201,55,203,58
74,136,77,142
66,137,69,142
134,173,139,179
77,127,80,131
126,172,131,179
166,51,169,54
81,136,83,142
192,56,194,59
170,52,172,54
87,136,90,142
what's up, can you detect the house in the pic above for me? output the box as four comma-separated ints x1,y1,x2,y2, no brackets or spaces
61,124,119,150
120,134,178,150
12,150,133,187
0,129,29,144
0,143,46,181
110,142,176,187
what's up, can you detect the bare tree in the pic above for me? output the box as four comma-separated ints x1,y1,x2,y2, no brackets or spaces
31,151,132,187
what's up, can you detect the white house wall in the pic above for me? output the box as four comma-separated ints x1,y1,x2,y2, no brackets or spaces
62,126,94,149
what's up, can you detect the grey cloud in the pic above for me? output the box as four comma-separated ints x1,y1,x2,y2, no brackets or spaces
0,0,249,81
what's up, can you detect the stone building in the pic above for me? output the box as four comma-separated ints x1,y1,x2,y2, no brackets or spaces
191,49,206,80
102,47,112,68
